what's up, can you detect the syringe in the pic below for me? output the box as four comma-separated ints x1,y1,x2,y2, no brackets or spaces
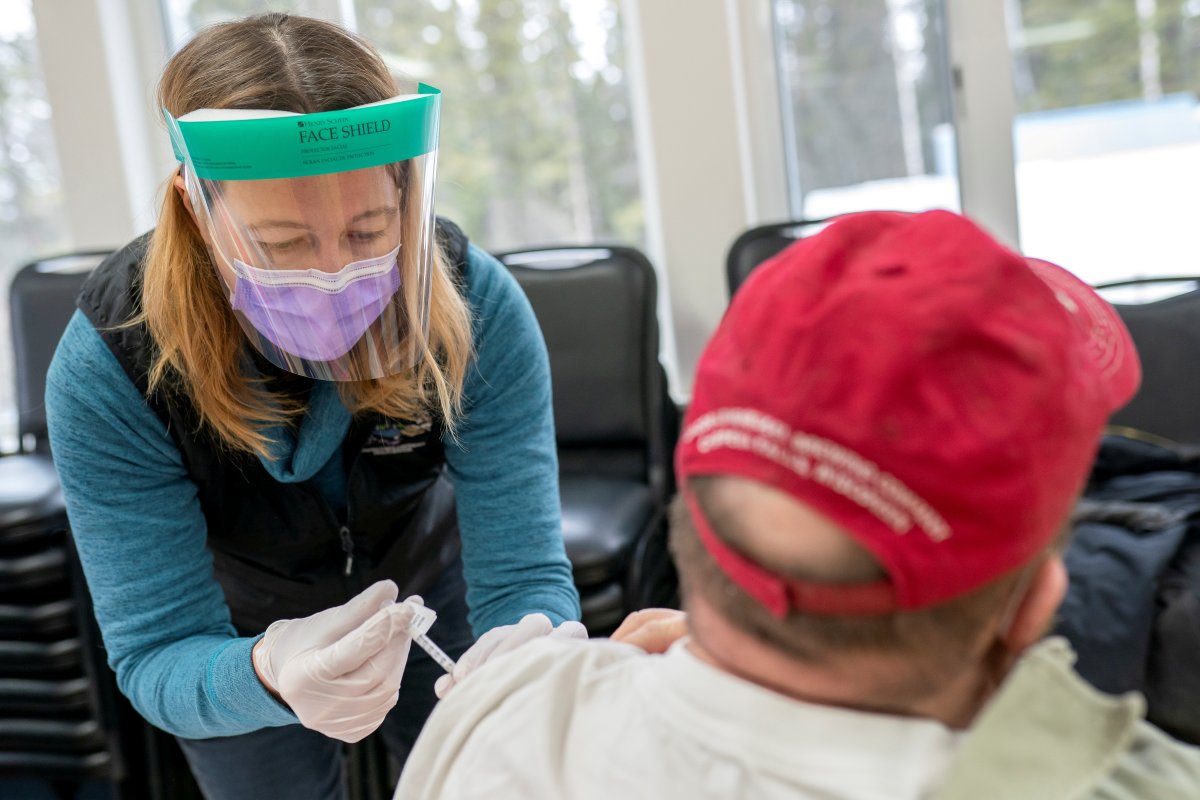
405,602,457,674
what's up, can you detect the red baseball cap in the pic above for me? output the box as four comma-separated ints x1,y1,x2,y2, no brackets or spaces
678,210,1140,617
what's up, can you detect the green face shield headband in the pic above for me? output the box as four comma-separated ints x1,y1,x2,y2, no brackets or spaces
164,84,442,382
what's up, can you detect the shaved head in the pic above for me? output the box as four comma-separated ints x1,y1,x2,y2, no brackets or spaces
695,476,886,585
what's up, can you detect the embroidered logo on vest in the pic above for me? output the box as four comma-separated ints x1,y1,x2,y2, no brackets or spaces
362,417,433,455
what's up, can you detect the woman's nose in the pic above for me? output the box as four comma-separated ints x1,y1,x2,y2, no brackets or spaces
311,241,347,273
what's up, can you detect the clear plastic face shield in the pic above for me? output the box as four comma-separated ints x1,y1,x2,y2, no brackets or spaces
164,83,441,381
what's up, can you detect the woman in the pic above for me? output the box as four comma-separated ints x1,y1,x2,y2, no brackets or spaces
45,13,581,798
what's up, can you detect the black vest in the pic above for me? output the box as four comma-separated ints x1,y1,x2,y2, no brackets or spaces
77,220,470,635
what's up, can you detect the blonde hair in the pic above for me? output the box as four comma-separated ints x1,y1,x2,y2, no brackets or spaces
140,13,473,459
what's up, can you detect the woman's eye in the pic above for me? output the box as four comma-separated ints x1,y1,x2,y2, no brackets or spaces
349,230,387,243
256,238,307,252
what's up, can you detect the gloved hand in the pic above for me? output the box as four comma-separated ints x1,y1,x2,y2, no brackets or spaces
434,613,586,699
252,580,419,743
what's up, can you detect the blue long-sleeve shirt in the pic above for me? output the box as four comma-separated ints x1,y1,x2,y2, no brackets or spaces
45,244,580,739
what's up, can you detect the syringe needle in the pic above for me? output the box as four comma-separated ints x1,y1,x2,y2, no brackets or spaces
403,601,456,674
413,631,457,674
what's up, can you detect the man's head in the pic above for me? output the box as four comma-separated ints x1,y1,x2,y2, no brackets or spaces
673,211,1140,718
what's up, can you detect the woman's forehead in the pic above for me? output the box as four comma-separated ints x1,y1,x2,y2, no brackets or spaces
219,167,397,223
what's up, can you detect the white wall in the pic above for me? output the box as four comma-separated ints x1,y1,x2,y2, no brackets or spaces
623,0,790,397
945,0,1020,249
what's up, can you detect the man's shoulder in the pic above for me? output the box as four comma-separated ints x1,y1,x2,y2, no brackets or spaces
459,636,645,702
397,639,647,799
424,636,647,742
934,638,1200,799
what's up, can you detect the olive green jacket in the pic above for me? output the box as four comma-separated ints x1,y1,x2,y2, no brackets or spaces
933,638,1200,799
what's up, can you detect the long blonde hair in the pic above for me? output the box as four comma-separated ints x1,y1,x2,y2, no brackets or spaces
140,13,473,459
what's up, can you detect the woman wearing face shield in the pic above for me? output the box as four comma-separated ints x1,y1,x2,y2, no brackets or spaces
44,13,582,798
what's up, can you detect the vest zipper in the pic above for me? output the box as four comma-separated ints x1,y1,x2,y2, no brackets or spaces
338,525,354,577
342,429,368,591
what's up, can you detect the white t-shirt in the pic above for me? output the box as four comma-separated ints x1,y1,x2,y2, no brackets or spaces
396,638,962,800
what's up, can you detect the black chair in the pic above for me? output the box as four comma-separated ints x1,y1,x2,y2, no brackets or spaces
496,245,679,633
726,217,837,299
1096,277,1200,445
10,253,112,453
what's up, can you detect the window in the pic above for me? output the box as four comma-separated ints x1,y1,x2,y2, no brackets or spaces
772,0,959,219
354,0,643,250
0,2,69,452
1009,0,1200,285
160,1,645,253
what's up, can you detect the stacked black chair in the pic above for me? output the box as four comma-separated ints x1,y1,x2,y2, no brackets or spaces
496,246,679,634
0,456,108,784
726,217,837,298
1,251,144,797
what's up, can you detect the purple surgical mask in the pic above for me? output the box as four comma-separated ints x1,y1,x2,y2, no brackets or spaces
230,245,402,363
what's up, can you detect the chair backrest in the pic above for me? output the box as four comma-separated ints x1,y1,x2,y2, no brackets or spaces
9,252,110,449
496,246,671,500
1099,277,1200,445
726,218,835,298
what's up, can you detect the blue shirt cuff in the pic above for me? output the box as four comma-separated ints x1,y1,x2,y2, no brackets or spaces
207,636,298,730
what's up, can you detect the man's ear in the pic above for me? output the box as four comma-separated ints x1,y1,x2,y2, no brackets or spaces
1001,556,1067,655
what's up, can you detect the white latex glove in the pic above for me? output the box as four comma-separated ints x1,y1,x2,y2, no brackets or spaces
252,580,420,743
434,613,587,699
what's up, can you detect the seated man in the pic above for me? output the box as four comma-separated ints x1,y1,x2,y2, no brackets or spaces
396,211,1200,799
